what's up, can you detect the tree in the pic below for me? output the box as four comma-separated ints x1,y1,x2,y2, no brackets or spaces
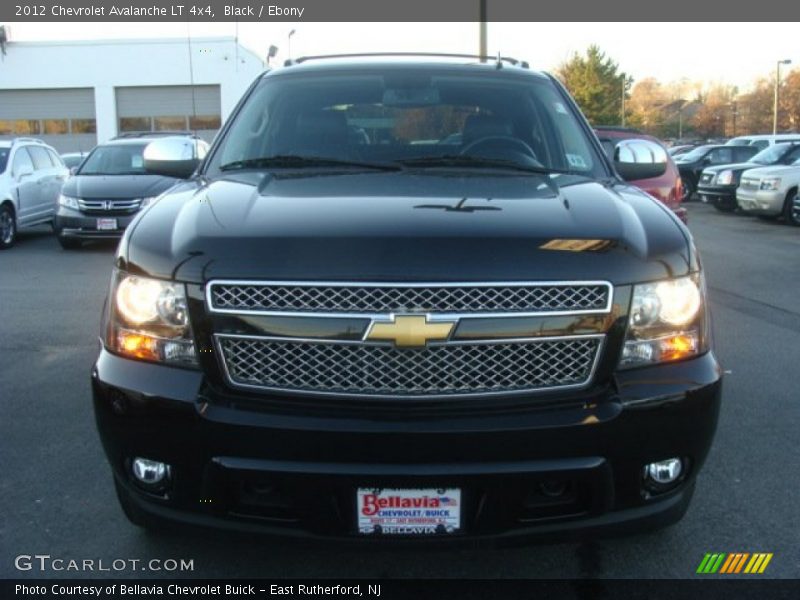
780,69,800,132
556,45,628,126
626,77,668,134
690,83,737,138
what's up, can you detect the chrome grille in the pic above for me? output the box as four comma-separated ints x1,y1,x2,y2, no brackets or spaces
209,281,611,315
217,336,602,398
78,198,142,213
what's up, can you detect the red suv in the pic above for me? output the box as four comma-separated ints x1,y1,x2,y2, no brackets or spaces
595,127,687,223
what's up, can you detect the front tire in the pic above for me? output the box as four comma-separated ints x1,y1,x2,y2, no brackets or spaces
681,179,695,202
0,204,17,249
783,188,800,226
57,235,82,250
713,200,736,213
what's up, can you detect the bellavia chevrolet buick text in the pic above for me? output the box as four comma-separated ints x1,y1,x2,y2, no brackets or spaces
92,54,722,542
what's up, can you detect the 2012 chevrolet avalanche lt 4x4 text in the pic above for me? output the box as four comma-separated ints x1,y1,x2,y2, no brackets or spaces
92,55,722,542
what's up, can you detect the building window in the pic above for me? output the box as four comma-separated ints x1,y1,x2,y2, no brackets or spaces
153,116,188,131
43,119,69,134
119,117,151,132
12,120,41,135
71,119,97,134
189,115,222,130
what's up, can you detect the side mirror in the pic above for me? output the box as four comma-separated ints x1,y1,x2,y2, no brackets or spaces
69,166,78,176
143,137,203,179
16,164,34,181
614,139,668,181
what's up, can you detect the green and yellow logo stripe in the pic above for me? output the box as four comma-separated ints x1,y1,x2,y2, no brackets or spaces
696,553,773,574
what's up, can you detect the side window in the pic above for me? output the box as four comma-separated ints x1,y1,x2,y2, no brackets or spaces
751,141,769,150
736,147,757,161
12,147,35,177
46,148,64,168
783,146,800,164
27,146,54,170
708,148,733,164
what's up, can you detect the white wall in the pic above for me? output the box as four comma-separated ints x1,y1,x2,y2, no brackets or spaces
0,37,265,143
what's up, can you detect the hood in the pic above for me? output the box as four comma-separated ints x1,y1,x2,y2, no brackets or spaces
740,164,800,179
122,171,693,286
702,162,761,175
62,173,178,199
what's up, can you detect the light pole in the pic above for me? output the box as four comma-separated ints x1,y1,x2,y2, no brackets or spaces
288,29,296,61
773,59,792,134
621,75,632,127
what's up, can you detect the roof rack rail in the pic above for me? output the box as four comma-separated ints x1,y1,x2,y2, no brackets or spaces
284,52,529,69
111,131,196,140
0,136,47,145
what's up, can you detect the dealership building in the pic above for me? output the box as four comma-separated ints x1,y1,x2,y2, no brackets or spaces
0,36,266,152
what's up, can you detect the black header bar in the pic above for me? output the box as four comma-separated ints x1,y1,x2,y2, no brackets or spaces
1,0,797,22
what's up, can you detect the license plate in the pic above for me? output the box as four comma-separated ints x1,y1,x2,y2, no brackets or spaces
356,488,461,535
97,218,117,231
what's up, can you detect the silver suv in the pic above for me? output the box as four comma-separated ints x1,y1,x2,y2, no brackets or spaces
0,138,70,249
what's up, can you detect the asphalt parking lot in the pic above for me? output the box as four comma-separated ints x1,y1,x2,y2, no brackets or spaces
1,203,798,580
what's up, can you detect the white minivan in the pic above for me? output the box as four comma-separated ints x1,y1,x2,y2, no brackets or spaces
0,137,69,249
726,134,800,150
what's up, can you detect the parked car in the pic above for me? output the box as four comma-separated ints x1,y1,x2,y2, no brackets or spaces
667,144,696,158
697,142,800,212
736,158,800,225
0,137,69,249
93,55,721,541
54,132,209,249
60,151,89,173
675,144,759,201
595,127,686,222
726,134,800,150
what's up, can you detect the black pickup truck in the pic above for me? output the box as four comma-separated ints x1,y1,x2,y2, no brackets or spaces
92,55,721,542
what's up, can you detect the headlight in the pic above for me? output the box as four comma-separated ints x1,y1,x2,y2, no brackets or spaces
760,178,781,191
58,194,80,210
105,270,197,367
139,196,159,209
620,274,707,368
716,170,734,185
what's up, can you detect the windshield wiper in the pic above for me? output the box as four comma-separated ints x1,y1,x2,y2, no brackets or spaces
398,155,573,176
220,155,402,172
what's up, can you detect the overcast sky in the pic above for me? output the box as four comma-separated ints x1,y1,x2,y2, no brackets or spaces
5,22,798,92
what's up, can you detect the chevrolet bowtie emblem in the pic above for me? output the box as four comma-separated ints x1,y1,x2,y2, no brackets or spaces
366,315,456,348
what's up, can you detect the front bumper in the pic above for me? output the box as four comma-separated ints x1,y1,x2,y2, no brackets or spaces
736,188,784,216
55,207,138,239
92,347,722,542
697,184,737,209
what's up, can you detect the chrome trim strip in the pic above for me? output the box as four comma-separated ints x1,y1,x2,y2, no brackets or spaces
213,332,606,400
205,279,615,319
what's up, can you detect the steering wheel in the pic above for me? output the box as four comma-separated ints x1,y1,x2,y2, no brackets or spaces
460,135,538,161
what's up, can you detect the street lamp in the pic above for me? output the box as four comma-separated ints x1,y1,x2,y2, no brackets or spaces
774,59,792,134
288,29,296,61
621,75,632,127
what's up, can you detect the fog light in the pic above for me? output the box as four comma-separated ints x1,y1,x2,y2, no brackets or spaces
644,458,683,485
132,457,170,485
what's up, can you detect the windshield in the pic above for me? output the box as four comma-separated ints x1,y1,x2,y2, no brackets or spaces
78,143,149,175
207,69,607,178
677,145,713,162
751,144,798,165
